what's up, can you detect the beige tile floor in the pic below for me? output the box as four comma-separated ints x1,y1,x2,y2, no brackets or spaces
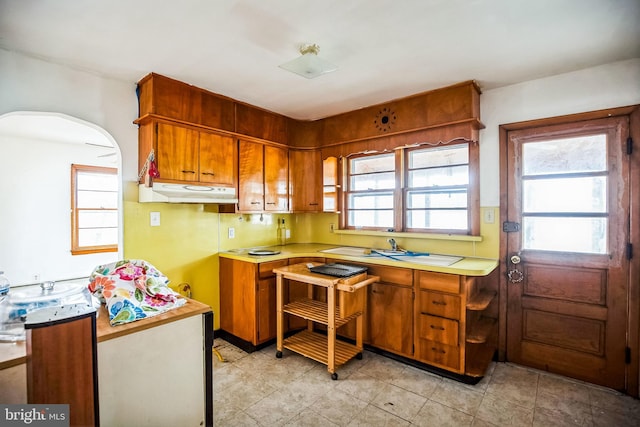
213,338,640,426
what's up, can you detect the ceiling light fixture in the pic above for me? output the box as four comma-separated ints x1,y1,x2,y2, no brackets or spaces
279,44,338,79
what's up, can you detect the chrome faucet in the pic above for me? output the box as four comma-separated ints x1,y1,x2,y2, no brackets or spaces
388,238,398,251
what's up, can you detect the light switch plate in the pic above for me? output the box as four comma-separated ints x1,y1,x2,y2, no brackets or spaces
150,211,161,227
228,227,235,239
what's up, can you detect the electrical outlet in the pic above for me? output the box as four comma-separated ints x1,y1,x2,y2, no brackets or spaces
150,211,161,226
329,223,335,233
484,209,495,224
228,227,235,239
285,229,291,239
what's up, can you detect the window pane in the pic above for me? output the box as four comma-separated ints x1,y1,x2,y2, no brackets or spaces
77,172,118,191
351,172,395,190
523,216,607,254
78,227,118,246
522,135,606,176
349,193,394,209
77,190,118,208
78,210,118,228
348,210,394,228
408,165,468,187
523,176,606,213
350,153,394,174
407,190,467,208
407,209,467,229
409,144,468,168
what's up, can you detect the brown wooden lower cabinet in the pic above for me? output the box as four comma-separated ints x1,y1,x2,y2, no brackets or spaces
220,257,287,346
368,282,414,357
219,256,498,379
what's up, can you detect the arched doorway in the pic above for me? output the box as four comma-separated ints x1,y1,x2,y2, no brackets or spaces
0,111,123,286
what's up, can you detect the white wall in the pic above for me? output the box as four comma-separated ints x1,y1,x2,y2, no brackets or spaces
0,48,139,285
0,49,140,181
0,135,119,284
479,58,640,206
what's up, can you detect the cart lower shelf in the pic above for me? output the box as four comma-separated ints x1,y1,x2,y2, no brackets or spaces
281,330,362,371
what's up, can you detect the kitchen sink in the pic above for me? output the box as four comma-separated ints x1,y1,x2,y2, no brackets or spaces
319,246,462,267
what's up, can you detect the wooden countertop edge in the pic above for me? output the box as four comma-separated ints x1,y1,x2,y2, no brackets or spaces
97,298,212,342
0,298,212,369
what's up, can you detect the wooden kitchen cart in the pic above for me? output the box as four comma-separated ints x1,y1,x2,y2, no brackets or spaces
273,262,379,379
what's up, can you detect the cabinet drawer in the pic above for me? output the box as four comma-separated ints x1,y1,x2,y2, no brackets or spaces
416,338,460,371
259,260,288,279
416,271,460,294
351,263,413,287
418,314,458,345
419,290,461,319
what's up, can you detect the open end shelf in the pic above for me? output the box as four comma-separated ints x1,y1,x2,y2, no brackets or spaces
466,317,497,344
467,290,497,311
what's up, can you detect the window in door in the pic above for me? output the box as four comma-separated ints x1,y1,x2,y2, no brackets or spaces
521,135,608,254
71,164,118,254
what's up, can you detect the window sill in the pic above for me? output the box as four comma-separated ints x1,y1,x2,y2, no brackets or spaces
333,228,483,242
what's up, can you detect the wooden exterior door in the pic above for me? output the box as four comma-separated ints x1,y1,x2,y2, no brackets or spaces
504,115,632,392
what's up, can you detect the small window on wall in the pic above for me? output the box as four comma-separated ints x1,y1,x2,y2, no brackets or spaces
71,164,118,255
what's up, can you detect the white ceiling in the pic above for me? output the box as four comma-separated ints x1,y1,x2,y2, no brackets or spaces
1,0,639,121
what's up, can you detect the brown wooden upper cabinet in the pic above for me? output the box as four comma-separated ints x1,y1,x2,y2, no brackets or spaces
289,149,322,212
146,122,237,187
238,140,288,212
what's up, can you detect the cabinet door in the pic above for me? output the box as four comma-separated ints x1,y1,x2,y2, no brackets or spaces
199,133,237,186
219,258,257,343
289,149,321,212
238,140,264,211
368,282,413,356
257,277,277,343
264,145,288,211
156,123,199,182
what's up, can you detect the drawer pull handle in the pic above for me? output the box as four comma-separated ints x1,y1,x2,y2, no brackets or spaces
181,170,196,174
309,203,319,206
431,347,446,354
429,325,445,330
251,201,261,205
266,202,276,205
201,172,215,176
372,290,384,294
432,301,447,306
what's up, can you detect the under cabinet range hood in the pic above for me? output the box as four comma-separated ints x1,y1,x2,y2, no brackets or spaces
139,183,238,204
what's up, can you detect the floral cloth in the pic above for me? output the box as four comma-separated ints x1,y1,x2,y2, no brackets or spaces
88,259,186,326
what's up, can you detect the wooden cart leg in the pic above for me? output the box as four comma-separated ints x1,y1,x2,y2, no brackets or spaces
306,283,314,331
276,274,283,357
327,284,336,376
356,314,363,351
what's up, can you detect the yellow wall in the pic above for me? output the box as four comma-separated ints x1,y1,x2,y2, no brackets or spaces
124,179,499,329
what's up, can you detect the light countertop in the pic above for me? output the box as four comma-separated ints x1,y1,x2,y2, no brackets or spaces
220,243,499,277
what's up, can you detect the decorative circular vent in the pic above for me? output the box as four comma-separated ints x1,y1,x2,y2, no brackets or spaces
374,107,397,132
